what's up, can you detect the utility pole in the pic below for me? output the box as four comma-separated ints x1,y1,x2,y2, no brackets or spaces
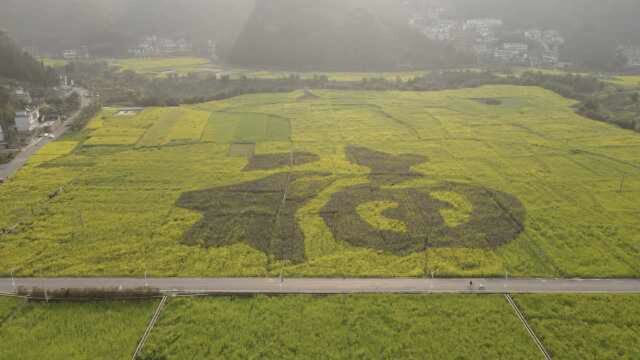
618,174,626,193
423,233,429,278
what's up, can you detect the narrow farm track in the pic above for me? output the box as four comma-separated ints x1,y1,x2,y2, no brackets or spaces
131,296,168,360
505,294,553,360
1,278,639,295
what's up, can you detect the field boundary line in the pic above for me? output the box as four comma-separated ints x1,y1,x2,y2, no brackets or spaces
131,295,168,360
505,294,552,360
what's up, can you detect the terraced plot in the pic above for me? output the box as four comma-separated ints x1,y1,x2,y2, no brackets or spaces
1,86,639,277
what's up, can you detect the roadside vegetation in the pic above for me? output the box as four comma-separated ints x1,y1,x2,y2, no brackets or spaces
0,296,21,319
515,295,640,359
139,295,539,359
1,87,639,278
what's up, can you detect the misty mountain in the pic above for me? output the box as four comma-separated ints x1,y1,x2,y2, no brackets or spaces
0,0,254,56
229,0,471,71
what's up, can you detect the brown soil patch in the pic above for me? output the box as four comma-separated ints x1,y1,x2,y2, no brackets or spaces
243,152,320,171
228,143,256,157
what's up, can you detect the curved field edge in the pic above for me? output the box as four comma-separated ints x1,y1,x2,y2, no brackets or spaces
0,86,639,278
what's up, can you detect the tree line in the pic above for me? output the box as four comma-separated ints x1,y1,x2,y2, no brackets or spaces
0,30,57,85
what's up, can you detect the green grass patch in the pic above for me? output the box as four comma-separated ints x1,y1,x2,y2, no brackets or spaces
206,112,291,144
140,295,539,359
515,294,640,359
0,300,156,359
0,296,22,320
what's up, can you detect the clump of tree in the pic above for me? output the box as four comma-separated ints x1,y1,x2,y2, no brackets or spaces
0,87,16,144
577,90,640,131
70,100,102,132
515,72,605,100
0,30,57,85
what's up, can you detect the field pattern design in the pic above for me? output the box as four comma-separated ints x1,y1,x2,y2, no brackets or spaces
1,86,640,277
321,146,525,255
177,144,524,262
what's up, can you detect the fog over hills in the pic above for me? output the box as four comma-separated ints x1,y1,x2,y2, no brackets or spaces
229,0,470,71
0,0,254,56
0,0,639,70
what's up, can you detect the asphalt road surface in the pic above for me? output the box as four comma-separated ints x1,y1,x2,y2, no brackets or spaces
0,87,90,180
1,278,639,295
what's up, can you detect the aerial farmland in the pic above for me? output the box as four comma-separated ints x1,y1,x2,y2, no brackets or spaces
1,86,639,278
2,1,640,358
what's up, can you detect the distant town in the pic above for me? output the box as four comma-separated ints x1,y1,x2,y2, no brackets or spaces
403,1,640,69
47,37,220,63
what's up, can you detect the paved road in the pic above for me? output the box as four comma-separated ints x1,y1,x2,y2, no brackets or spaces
0,87,90,180
1,278,639,295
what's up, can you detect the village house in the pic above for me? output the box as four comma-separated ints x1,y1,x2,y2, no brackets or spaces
0,125,5,143
15,107,40,135
619,46,640,68
421,20,459,41
207,40,219,61
524,28,564,66
63,50,78,60
464,18,503,38
14,88,32,105
494,43,529,64
128,36,194,57
62,46,90,61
